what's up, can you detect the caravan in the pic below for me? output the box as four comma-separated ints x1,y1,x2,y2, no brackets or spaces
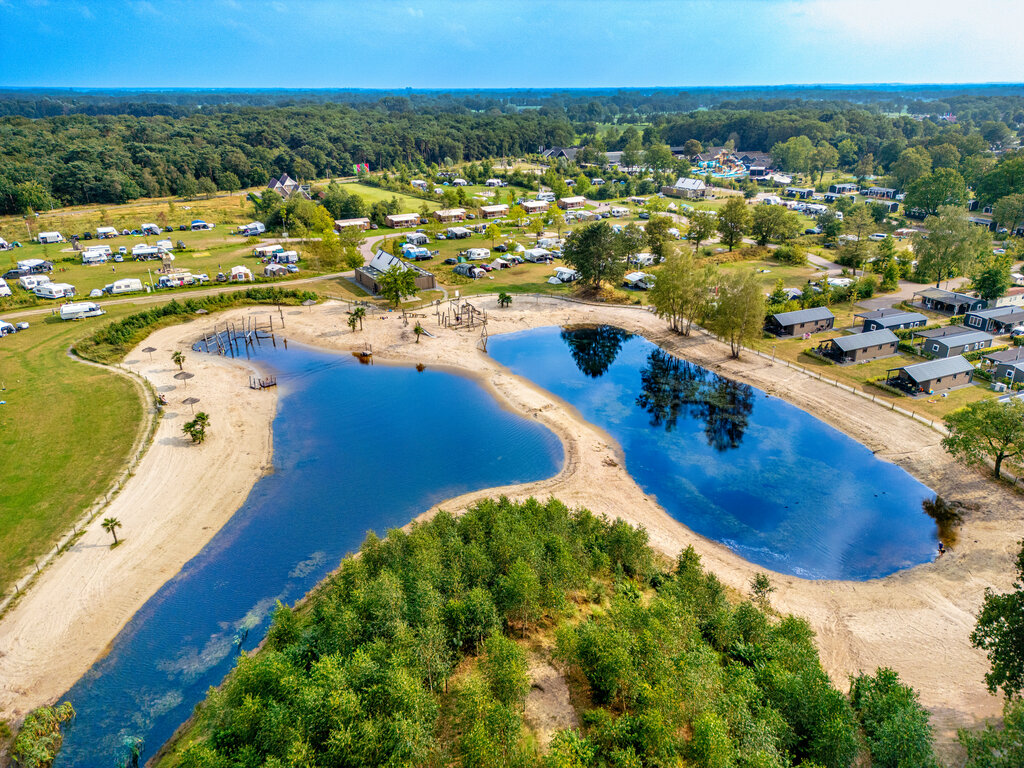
132,244,163,260
59,302,105,320
253,243,284,258
96,226,119,239
239,221,266,236
18,274,51,291
82,251,108,265
106,278,144,295
34,282,75,299
0,279,11,298
272,250,299,264
38,231,64,244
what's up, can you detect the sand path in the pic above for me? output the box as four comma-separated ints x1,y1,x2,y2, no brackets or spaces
0,297,1019,757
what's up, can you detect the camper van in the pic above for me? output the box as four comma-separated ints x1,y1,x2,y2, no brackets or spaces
465,248,490,261
0,320,14,336
239,222,266,236
96,226,119,239
0,279,11,298
537,192,556,203
106,278,144,295
59,302,105,320
34,282,75,299
82,251,108,265
18,274,51,291
38,231,64,244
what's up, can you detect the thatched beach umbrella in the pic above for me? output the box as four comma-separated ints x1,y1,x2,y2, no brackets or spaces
174,371,195,389
302,298,316,312
142,346,157,361
182,396,200,414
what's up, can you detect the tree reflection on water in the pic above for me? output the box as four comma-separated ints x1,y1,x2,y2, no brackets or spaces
560,325,634,379
636,348,754,451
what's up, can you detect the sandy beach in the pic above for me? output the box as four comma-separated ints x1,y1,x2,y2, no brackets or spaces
0,296,1019,754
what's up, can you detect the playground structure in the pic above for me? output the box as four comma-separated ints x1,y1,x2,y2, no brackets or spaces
198,311,286,361
695,149,748,179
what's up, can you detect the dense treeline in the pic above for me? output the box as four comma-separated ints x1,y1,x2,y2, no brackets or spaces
159,496,937,768
0,106,574,213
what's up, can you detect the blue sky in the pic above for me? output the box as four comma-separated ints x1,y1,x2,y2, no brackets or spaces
0,0,1019,88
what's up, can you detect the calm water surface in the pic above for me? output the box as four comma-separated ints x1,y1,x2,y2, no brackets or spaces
488,325,938,581
55,340,562,767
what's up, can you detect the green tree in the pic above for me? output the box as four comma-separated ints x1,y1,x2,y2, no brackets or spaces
750,573,775,609
102,517,122,545
992,193,1024,232
352,306,366,330
507,203,527,226
770,135,814,175
891,146,933,190
811,141,840,183
486,222,501,247
378,263,417,306
716,197,752,251
642,143,674,172
481,633,530,709
959,699,1024,768
182,412,210,444
817,208,843,242
751,204,801,245
527,216,545,240
347,314,358,333
642,214,674,261
561,221,626,290
687,209,718,252
904,168,969,216
197,177,217,199
849,667,938,768
707,270,764,357
913,206,990,287
497,558,540,636
840,204,875,275
973,256,1013,302
943,399,1024,479
413,322,425,343
621,137,643,169
171,350,184,370
971,540,1024,698
688,710,734,768
497,292,512,308
683,139,703,157
649,249,715,334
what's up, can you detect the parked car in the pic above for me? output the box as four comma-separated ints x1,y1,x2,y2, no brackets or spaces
15,322,29,331
868,233,887,241
113,254,123,262
194,273,210,283
118,246,127,255
164,226,174,232
494,244,508,252
805,227,822,235
81,231,93,240
178,224,187,231
285,264,299,273
216,272,228,283
3,268,23,280
444,258,458,265
638,212,650,219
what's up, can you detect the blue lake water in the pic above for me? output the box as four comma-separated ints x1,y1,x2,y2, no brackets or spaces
488,325,938,581
54,341,562,767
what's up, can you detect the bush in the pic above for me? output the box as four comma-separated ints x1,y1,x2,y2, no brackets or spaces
965,344,1007,362
775,244,808,265
867,376,907,397
850,667,939,768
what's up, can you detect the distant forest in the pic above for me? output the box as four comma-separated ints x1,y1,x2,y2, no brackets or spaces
1,85,1024,214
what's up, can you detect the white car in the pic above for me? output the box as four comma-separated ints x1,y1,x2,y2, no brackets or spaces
868,233,887,241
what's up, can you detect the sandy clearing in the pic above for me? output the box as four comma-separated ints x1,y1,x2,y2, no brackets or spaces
0,296,1019,759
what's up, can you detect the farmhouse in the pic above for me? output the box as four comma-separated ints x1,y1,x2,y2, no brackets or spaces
855,308,928,332
913,287,986,315
557,196,586,210
385,213,421,228
964,305,1024,332
662,177,707,199
521,200,549,214
765,306,835,337
334,218,371,231
479,204,509,219
818,329,899,363
887,356,974,393
355,249,436,295
921,329,993,358
434,208,467,223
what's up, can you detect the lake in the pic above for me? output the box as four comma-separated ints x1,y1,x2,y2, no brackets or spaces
54,339,562,767
488,325,938,581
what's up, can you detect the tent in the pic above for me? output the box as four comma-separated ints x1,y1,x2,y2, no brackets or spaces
230,265,254,282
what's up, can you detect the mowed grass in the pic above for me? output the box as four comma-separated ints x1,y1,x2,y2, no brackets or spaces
337,183,440,212
0,303,147,597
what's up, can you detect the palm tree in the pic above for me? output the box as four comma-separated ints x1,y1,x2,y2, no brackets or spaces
171,351,185,370
348,315,358,333
498,292,512,308
353,306,366,330
414,323,425,343
102,517,122,545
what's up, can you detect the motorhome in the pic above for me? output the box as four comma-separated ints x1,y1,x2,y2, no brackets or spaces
623,271,654,290
550,267,579,284
18,274,51,291
59,302,105,320
18,259,52,273
536,192,556,203
34,282,75,299
0,279,11,298
465,248,491,261
156,239,173,250
107,278,144,295
523,248,553,263
85,244,112,257
38,231,64,244
157,273,194,288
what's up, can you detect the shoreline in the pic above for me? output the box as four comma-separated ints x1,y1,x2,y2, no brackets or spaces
0,297,1017,758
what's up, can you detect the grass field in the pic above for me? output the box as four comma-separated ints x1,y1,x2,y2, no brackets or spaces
0,302,148,598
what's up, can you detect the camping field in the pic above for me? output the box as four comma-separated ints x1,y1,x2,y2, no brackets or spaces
0,301,148,601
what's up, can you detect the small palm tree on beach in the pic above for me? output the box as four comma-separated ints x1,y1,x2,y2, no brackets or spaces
353,306,366,330
102,517,122,546
414,323,425,343
498,292,512,308
171,351,185,370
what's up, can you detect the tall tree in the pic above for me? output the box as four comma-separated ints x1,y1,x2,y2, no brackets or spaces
993,193,1024,232
973,255,1013,302
913,206,990,287
561,221,626,290
904,168,969,216
890,147,933,190
970,540,1024,699
378,263,418,306
706,270,764,358
810,142,839,183
716,198,751,252
751,204,800,246
642,214,674,262
649,250,716,334
943,399,1024,479
687,210,718,252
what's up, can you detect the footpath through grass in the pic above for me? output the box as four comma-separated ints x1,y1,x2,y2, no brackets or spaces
0,305,145,598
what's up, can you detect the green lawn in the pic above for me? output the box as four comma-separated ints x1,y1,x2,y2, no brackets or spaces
337,183,440,212
0,302,148,598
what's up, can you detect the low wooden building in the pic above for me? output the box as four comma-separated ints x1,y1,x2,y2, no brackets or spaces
334,217,371,232
964,305,1024,333
887,356,974,394
913,287,986,315
521,200,549,214
434,208,467,223
385,213,421,228
819,329,899,363
855,308,928,332
922,329,993,358
557,196,586,210
355,249,436,294
984,348,1024,383
479,204,509,219
765,306,835,337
